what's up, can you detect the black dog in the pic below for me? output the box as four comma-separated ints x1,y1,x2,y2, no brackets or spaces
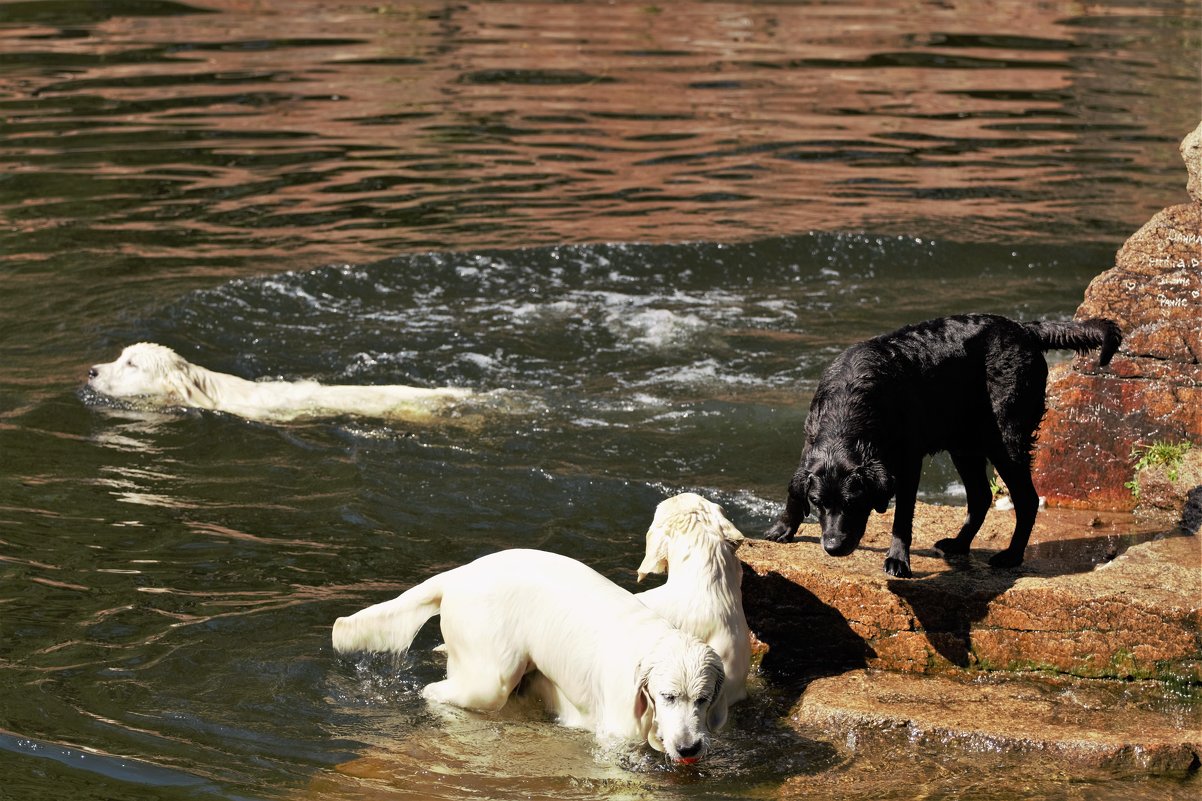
764,314,1121,578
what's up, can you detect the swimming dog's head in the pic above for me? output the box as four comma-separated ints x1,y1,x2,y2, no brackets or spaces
88,343,215,407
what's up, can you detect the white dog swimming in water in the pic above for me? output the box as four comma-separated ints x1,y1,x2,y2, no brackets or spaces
332,548,726,764
87,342,471,423
637,493,751,720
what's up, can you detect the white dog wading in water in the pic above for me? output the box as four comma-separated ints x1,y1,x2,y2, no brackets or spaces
332,548,726,764
636,493,751,720
87,342,471,423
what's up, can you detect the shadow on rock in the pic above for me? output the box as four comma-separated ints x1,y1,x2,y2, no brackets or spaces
741,535,876,684
741,500,1200,686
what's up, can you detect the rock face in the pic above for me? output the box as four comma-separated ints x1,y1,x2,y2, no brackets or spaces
1130,448,1202,516
1185,120,1202,203
1031,122,1202,510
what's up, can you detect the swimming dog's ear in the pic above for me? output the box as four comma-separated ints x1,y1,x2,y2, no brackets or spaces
634,665,663,751
861,460,893,514
161,359,217,408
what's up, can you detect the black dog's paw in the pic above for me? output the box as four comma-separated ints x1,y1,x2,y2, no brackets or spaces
988,549,1024,569
762,522,797,542
883,557,912,578
934,537,970,557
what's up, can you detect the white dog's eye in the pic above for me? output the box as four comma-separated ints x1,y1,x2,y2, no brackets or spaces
696,696,710,706
125,359,137,369
661,694,678,704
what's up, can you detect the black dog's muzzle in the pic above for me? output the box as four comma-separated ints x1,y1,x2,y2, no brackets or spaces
820,512,867,557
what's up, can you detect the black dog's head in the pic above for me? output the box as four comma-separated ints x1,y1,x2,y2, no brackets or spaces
794,442,893,557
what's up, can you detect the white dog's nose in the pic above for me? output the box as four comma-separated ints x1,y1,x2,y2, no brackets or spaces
675,739,705,762
88,368,99,379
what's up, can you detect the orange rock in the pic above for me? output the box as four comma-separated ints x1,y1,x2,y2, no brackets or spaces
790,669,1202,776
740,505,1201,682
1032,126,1202,511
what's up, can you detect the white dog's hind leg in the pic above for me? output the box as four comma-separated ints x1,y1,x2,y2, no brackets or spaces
332,576,444,655
522,672,589,728
422,652,525,712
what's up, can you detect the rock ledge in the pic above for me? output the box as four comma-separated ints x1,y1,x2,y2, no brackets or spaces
740,502,1201,775
742,503,1200,682
797,669,1200,775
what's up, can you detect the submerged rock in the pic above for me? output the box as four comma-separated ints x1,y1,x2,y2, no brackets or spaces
792,669,1201,776
1032,121,1202,510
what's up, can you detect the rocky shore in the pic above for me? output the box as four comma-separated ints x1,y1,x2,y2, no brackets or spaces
740,502,1201,776
740,122,1202,780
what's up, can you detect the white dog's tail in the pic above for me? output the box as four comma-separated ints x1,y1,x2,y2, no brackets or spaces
332,575,444,655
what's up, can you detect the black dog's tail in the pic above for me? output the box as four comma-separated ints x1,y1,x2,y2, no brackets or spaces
1025,318,1122,366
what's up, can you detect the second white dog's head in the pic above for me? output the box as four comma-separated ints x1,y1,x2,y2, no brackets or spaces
635,631,725,764
88,342,215,408
638,492,745,580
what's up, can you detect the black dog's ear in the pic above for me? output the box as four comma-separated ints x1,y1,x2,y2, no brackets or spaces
787,469,812,519
860,461,893,513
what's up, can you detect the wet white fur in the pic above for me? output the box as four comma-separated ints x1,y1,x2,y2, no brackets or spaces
88,342,470,422
332,549,725,763
637,493,751,720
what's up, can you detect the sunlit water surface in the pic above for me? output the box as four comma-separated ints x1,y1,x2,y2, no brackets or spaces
0,1,1199,799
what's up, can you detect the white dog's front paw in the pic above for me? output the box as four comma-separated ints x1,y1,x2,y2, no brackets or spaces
421,680,458,706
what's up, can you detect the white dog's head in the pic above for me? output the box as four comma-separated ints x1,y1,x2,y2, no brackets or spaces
88,343,216,408
635,631,725,764
638,492,745,580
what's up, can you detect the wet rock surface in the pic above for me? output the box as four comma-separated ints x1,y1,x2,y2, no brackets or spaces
1032,122,1202,510
793,670,1201,776
741,502,1201,778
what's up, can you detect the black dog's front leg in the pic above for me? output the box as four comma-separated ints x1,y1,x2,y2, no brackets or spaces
884,459,922,578
763,469,809,542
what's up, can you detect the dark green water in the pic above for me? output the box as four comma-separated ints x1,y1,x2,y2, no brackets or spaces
1,1,1198,799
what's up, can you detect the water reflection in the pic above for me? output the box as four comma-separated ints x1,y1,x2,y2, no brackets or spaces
1,1,1200,800
1,0,1195,271
320,665,840,801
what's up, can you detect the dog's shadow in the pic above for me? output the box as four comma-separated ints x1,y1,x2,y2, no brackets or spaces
897,496,1199,670
745,494,1199,683
743,556,876,683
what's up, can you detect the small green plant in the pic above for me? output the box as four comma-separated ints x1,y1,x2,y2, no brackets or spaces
1124,441,1193,500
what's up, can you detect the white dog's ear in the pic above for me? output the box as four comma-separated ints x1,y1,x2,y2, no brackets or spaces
716,512,746,551
162,360,217,408
636,519,670,581
705,651,728,732
708,696,729,734
634,669,663,751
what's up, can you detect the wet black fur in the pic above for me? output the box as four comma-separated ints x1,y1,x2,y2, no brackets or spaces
764,314,1122,577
